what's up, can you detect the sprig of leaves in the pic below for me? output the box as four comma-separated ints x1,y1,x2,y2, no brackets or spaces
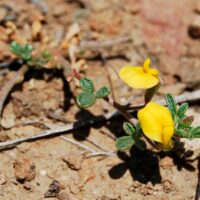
10,41,33,61
76,77,111,108
116,122,146,151
165,93,200,139
10,41,52,68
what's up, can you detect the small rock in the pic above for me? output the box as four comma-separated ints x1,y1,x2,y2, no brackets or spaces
39,169,47,176
163,180,172,192
146,182,153,190
23,182,32,190
147,188,153,195
58,192,70,200
153,184,162,191
13,157,36,182
1,113,16,129
62,152,82,171
160,156,173,169
0,173,7,185
44,180,61,198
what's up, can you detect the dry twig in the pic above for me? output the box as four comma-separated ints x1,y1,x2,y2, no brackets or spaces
79,36,132,51
60,136,116,157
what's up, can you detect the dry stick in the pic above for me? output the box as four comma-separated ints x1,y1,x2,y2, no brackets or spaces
0,90,199,150
0,65,28,123
60,136,116,157
79,36,132,51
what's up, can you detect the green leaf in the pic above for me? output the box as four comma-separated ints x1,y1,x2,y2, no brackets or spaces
80,78,94,93
76,92,96,108
191,127,200,138
123,122,135,136
177,103,188,117
177,121,190,129
24,44,33,53
165,94,177,118
42,50,52,61
176,126,193,138
135,139,147,151
10,41,21,55
96,86,111,99
23,44,33,60
10,41,33,61
135,123,142,138
116,136,135,151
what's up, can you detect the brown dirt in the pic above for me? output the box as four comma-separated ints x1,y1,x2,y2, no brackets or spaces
0,0,200,199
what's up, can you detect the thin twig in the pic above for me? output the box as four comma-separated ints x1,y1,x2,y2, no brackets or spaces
0,65,28,123
79,36,132,51
60,136,116,157
0,90,199,150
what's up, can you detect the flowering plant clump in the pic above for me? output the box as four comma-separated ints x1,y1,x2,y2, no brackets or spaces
75,58,200,151
9,42,200,153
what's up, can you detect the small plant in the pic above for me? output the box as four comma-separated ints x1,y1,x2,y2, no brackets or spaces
75,58,200,151
9,41,200,152
10,41,52,68
76,77,111,108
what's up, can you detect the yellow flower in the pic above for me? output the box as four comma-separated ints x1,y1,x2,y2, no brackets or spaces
138,102,174,150
119,58,159,89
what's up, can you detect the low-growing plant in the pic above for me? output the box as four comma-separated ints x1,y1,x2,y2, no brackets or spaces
10,42,200,152
75,58,200,151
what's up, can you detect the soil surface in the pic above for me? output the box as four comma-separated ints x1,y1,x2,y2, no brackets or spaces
0,0,200,200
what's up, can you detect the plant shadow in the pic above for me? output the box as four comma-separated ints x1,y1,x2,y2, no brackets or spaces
109,140,196,185
109,147,161,184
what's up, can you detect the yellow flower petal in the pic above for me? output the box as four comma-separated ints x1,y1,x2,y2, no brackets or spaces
143,58,151,72
119,66,143,77
162,126,174,147
137,102,175,148
119,66,159,89
138,107,163,143
144,102,174,127
149,68,159,76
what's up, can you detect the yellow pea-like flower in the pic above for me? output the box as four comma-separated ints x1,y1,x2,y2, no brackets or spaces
138,102,174,150
119,58,159,89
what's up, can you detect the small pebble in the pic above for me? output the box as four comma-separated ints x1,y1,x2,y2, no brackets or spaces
14,157,36,182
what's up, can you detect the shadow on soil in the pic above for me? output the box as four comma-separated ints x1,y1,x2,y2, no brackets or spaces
109,140,196,185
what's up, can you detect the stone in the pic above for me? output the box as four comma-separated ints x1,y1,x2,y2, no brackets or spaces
13,157,36,182
62,151,82,171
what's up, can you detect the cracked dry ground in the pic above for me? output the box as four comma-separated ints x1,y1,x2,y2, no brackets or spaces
0,0,200,199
